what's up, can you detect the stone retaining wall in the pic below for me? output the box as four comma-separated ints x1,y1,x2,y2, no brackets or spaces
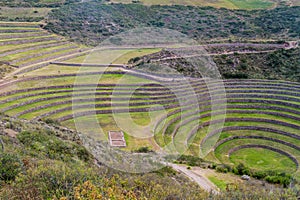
11,46,78,65
0,32,49,40
0,41,69,57
0,29,39,33
203,118,300,130
215,135,300,151
18,49,80,68
0,36,59,46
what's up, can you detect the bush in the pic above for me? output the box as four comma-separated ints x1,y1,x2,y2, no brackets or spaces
253,171,267,179
264,172,292,187
231,163,292,187
235,163,248,175
175,155,204,166
216,165,230,173
231,163,251,176
43,118,61,126
265,175,291,187
133,146,153,153
223,73,248,79
211,163,217,169
0,153,22,182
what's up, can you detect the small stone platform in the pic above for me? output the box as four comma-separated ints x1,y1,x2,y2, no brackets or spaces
108,131,126,147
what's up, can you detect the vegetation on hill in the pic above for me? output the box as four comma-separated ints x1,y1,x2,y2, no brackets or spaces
45,3,300,46
215,48,300,81
128,47,300,82
0,114,206,199
0,114,298,199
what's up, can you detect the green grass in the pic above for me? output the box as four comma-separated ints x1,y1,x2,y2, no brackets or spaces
14,48,75,66
24,64,124,76
223,121,300,135
64,48,160,65
208,176,227,190
230,148,297,172
0,35,55,42
204,112,300,127
173,119,200,154
0,32,42,36
1,44,75,62
0,40,60,53
0,21,40,26
214,139,300,172
113,48,161,64
14,98,173,120
219,130,300,146
130,112,151,126
158,108,300,141
3,91,169,112
61,112,164,151
14,74,122,89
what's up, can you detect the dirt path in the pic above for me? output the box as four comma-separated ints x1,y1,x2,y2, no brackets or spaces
2,41,291,80
166,163,219,194
152,49,279,62
4,49,91,78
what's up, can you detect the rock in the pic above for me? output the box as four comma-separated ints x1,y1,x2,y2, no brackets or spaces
4,129,18,138
241,175,250,181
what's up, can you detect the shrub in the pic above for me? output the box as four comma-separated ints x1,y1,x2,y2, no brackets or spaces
239,62,248,70
216,165,229,173
175,155,204,166
253,171,267,179
223,73,248,79
235,163,248,175
0,153,22,182
264,172,293,187
43,118,61,126
231,163,292,187
211,163,217,169
133,146,153,153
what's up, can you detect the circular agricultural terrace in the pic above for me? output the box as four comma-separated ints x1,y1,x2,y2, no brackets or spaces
0,22,299,177
0,70,299,177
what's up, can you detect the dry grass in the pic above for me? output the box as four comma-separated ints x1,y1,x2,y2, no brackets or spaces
109,0,277,9
0,7,51,19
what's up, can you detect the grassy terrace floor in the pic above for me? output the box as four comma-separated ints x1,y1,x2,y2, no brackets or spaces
230,148,297,172
215,139,299,172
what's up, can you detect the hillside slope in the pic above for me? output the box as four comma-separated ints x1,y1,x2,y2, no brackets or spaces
45,3,300,46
